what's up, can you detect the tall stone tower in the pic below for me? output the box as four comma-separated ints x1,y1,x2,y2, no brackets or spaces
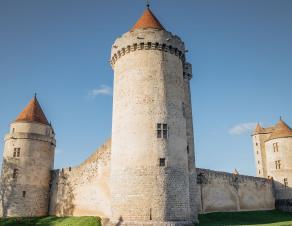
0,96,56,217
110,6,197,225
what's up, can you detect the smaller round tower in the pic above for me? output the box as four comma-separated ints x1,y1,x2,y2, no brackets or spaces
0,95,56,217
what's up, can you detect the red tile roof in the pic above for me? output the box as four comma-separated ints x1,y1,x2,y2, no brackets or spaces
131,8,165,31
15,96,49,125
268,119,292,140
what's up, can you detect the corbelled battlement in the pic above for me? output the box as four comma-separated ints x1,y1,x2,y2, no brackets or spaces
111,29,186,67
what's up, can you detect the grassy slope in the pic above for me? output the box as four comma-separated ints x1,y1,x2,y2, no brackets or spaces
0,216,101,226
197,210,292,226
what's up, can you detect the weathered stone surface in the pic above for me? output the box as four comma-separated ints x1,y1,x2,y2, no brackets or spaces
49,140,111,218
0,121,55,217
195,168,275,213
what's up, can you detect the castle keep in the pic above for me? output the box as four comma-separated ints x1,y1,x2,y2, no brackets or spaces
0,6,289,225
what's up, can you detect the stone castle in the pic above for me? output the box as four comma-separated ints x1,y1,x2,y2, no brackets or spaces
0,6,291,225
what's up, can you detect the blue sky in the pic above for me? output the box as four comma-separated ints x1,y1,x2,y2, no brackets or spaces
0,0,291,176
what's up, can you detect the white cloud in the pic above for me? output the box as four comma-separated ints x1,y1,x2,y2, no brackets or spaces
229,122,257,135
88,85,112,98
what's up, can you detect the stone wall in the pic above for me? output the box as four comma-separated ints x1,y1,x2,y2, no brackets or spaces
49,139,111,218
195,168,275,213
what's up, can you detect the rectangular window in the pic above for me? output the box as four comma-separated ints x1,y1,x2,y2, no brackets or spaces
284,178,288,187
273,143,279,152
157,123,168,139
159,158,165,167
13,169,19,179
275,160,281,169
13,148,20,157
22,191,26,198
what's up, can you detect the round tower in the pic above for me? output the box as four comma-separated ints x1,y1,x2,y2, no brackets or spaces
0,96,56,217
110,7,195,225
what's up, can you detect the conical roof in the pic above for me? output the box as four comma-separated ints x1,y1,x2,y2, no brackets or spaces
15,95,49,125
268,119,292,140
131,8,165,31
253,123,264,134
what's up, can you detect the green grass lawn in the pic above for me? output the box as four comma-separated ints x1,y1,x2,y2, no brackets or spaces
1,211,292,226
197,210,292,226
0,216,101,226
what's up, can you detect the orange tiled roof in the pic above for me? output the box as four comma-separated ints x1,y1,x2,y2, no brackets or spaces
268,119,292,140
15,96,49,125
131,8,165,31
253,123,274,135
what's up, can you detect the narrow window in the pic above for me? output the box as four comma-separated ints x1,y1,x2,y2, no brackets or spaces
284,178,288,187
159,158,165,167
13,169,19,179
12,128,15,133
22,191,26,198
157,124,162,138
258,160,260,164
147,42,151,49
17,148,20,157
187,145,189,154
256,150,259,155
258,170,261,174
273,143,279,152
69,167,72,171
163,124,168,138
275,160,281,169
13,148,17,157
256,143,258,146
182,102,186,117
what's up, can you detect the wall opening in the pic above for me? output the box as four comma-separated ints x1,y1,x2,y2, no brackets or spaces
159,158,165,167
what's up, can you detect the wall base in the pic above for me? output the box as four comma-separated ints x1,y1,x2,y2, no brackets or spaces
276,199,292,212
107,220,196,226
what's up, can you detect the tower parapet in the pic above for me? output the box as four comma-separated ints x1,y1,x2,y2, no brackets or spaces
0,96,55,217
111,29,186,67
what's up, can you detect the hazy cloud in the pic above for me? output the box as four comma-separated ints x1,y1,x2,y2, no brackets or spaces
229,122,257,135
55,149,63,155
88,85,112,98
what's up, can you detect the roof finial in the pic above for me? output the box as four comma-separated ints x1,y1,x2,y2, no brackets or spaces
34,92,37,99
280,116,282,121
146,0,150,8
